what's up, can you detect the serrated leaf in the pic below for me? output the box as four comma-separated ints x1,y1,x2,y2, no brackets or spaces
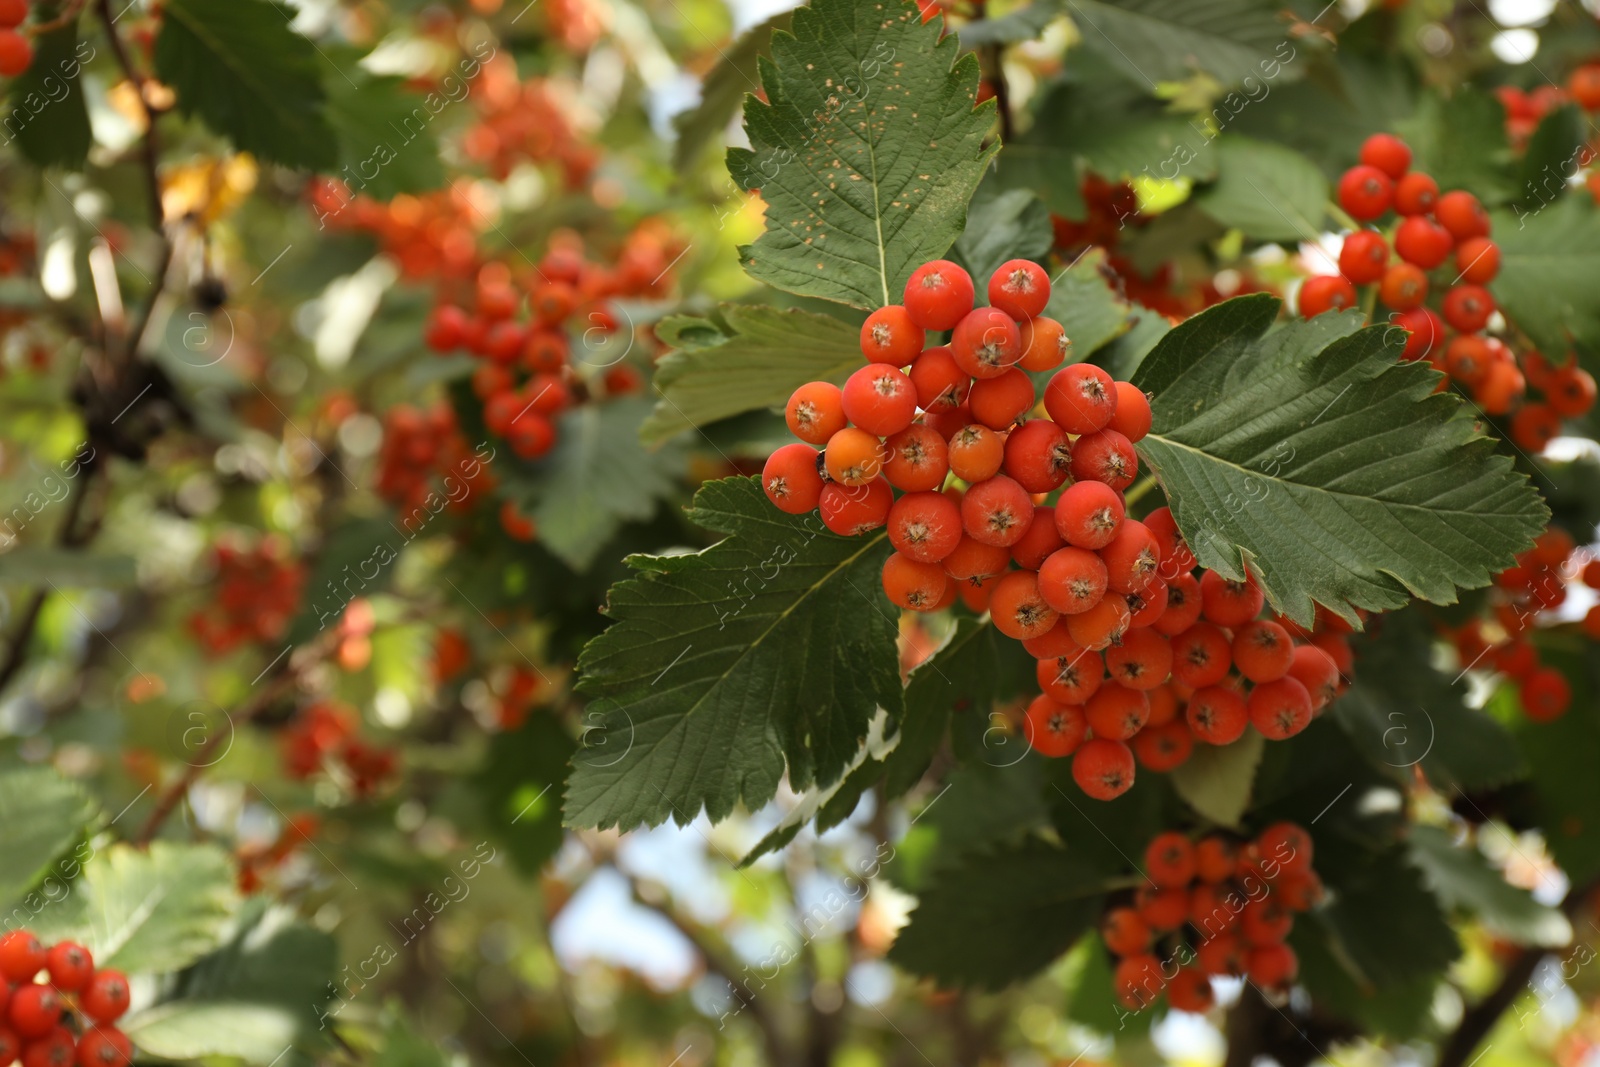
30,843,238,975
1493,196,1600,358
729,0,999,308
1290,922,1439,1039
957,0,1061,45
507,398,688,571
1130,294,1548,626
1048,247,1136,358
0,766,96,911
1409,826,1569,947
640,305,861,445
1194,136,1327,242
1398,89,1514,207
885,758,1049,892
322,67,447,201
1314,844,1459,987
566,477,902,831
4,19,93,169
1512,104,1585,212
1169,730,1263,828
1000,57,1217,216
1067,0,1297,88
1330,608,1525,792
950,186,1052,287
121,900,334,1064
887,837,1107,989
154,0,337,170
673,13,791,171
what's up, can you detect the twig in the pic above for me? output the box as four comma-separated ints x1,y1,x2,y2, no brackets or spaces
28,0,90,36
982,43,1014,143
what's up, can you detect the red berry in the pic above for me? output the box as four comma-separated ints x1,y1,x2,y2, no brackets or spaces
1073,738,1136,800
1359,133,1411,179
1390,306,1443,361
1298,275,1357,318
1248,676,1314,740
1167,968,1214,1013
947,423,1005,482
841,364,917,436
1105,627,1172,690
1044,363,1117,435
1200,569,1263,626
1154,572,1203,636
76,1028,133,1067
1257,821,1314,877
1393,172,1439,216
961,475,1034,547
1019,316,1071,371
950,307,1023,379
1248,943,1298,988
1101,906,1151,955
1011,505,1065,570
1394,216,1452,270
1171,622,1232,688
968,368,1036,430
1241,897,1295,946
881,552,949,612
1131,719,1192,772
1143,506,1196,580
1065,594,1131,651
0,1029,17,1067
903,260,974,330
44,944,93,994
424,305,468,351
1069,429,1138,491
859,305,924,365
762,443,825,515
1338,230,1390,285
824,426,886,486
887,491,962,562
786,382,847,445
0,0,26,30
1186,684,1249,745
1024,695,1088,758
1038,547,1108,615
1100,519,1160,595
1570,64,1600,110
942,533,1011,581
1195,836,1238,883
81,971,131,1025
8,987,60,1040
989,570,1059,640
1435,190,1490,241
1337,165,1393,220
21,1028,72,1067
1231,620,1293,683
819,478,893,535
987,259,1050,321
1549,366,1598,418
0,30,32,78
1107,381,1151,442
1145,831,1197,887
908,346,970,411
1002,419,1073,493
1380,262,1429,311
1454,236,1499,284
882,424,949,492
1085,683,1149,742
1054,481,1124,550
1441,284,1495,333
0,934,45,983
1520,667,1571,722
1037,647,1104,706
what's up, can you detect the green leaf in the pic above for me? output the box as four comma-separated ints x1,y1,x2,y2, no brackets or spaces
0,548,136,588
1047,247,1136,359
1330,608,1525,793
1067,0,1297,88
1314,844,1459,988
508,398,688,572
287,517,405,644
1130,295,1548,625
322,67,447,201
479,716,574,876
121,900,335,1065
957,1,1061,45
950,186,1052,288
999,55,1217,217
729,0,999,308
0,766,96,911
885,758,1050,892
30,843,238,975
3,19,93,169
154,0,337,170
1169,730,1263,828
1193,136,1328,242
565,477,902,831
1093,304,1170,381
1409,826,1570,947
1493,196,1600,358
1512,104,1586,212
639,305,861,446
1398,89,1514,207
1291,921,1439,1039
887,837,1107,989
673,13,791,171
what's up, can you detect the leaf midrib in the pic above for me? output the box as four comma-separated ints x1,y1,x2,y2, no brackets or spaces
164,0,319,140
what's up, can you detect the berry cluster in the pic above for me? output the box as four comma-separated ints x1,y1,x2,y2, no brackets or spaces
0,931,131,1067
235,811,319,894
281,700,398,797
1321,133,1595,449
0,2,32,80
374,401,495,513
1449,527,1600,722
462,58,598,186
1106,825,1320,1013
187,540,305,654
762,259,1353,800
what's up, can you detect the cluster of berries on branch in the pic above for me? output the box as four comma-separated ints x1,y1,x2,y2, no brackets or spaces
762,258,1355,801
1107,825,1320,1012
0,931,131,1067
375,401,494,512
281,699,398,798
187,539,305,654
1321,133,1594,451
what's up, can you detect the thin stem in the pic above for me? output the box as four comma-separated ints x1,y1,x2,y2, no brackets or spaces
1325,200,1361,234
1123,475,1160,506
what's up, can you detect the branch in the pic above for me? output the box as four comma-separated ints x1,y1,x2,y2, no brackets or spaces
1435,876,1600,1067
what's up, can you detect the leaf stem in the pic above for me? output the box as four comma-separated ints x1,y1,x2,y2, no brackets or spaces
1325,200,1361,233
1123,475,1160,506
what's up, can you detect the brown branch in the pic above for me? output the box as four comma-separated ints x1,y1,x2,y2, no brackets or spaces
28,0,91,36
982,43,1014,144
1435,876,1600,1067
